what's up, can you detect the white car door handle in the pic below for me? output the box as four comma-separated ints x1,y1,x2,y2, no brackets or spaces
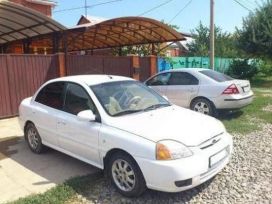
57,121,66,125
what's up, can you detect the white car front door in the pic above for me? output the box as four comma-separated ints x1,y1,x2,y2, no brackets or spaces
166,72,199,108
56,83,101,167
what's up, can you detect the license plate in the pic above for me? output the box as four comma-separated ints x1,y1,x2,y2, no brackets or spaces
242,86,250,92
209,147,229,168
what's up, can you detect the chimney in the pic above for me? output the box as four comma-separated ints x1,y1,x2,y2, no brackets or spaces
9,0,56,17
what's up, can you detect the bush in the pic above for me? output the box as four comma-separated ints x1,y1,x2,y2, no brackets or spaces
227,59,258,79
259,60,272,76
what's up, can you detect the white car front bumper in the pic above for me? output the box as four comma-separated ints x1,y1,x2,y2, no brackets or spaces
135,132,233,193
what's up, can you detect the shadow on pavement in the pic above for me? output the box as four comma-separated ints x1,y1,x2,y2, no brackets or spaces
218,110,244,121
0,134,99,203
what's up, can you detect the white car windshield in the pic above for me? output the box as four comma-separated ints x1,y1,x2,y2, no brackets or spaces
91,81,170,116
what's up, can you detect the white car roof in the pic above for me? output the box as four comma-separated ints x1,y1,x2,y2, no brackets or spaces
48,75,134,86
161,68,209,73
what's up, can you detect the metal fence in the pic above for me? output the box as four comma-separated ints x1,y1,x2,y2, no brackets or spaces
158,57,234,73
0,54,154,118
0,54,59,118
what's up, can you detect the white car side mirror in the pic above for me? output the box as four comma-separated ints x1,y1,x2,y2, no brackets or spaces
163,95,169,101
77,110,96,122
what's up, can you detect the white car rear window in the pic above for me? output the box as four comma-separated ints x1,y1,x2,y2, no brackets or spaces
199,70,233,82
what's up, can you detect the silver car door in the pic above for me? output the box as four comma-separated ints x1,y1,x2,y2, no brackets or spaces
166,72,199,108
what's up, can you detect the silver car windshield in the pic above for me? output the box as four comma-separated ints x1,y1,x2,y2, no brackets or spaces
91,81,170,116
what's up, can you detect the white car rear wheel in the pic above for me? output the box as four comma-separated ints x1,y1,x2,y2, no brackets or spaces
25,123,46,154
191,98,216,116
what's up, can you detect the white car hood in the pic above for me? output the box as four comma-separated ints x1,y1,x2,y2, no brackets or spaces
106,105,225,146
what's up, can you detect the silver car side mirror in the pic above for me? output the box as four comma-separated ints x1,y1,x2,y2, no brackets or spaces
77,110,96,122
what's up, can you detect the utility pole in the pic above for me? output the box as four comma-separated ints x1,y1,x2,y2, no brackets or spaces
85,0,88,17
210,0,215,70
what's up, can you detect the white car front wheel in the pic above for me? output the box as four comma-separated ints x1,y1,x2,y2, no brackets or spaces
108,152,146,197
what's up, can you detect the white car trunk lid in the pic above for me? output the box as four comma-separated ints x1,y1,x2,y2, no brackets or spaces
232,79,251,94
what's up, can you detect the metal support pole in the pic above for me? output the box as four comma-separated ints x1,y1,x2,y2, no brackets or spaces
210,0,215,70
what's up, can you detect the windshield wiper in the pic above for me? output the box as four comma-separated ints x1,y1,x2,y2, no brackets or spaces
143,103,171,112
113,109,142,117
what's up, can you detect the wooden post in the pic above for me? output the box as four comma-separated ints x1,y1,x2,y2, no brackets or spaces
149,55,157,77
131,55,140,80
57,53,66,77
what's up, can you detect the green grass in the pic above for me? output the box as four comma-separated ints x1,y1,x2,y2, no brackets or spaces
251,75,272,88
220,76,272,134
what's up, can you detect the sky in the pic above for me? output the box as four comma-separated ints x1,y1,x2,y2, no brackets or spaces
52,0,259,33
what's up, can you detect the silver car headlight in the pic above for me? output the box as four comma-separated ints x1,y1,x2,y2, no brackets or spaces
156,140,193,160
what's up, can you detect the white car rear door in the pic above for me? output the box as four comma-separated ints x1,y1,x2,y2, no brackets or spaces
166,72,199,108
32,82,66,146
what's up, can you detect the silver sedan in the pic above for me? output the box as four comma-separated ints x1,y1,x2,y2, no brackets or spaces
145,68,254,116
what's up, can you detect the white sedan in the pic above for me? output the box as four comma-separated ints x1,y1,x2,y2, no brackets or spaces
19,75,233,197
145,68,254,116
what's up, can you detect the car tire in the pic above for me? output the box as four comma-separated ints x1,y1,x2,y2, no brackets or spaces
191,98,217,116
108,152,146,197
25,123,46,154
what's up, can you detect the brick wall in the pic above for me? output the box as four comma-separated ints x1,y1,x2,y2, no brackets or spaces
9,0,53,16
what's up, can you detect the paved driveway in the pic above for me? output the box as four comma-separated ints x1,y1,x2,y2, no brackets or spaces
0,117,98,203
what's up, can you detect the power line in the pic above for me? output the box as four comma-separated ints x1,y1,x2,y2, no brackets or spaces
138,0,175,16
54,0,122,13
233,0,253,12
168,0,193,23
242,0,257,6
239,0,256,10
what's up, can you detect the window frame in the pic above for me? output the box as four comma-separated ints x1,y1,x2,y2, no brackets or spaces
168,71,199,86
63,82,101,121
34,81,66,110
146,72,171,86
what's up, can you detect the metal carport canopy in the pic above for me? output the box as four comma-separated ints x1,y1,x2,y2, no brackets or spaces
0,0,66,45
66,16,187,51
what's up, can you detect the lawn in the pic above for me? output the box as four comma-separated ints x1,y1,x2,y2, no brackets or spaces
7,76,272,204
220,76,272,134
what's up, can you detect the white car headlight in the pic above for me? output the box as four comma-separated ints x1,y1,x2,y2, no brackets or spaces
156,140,193,160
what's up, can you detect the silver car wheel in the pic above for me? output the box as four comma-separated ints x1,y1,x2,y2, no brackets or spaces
112,159,136,192
194,102,210,114
27,127,39,149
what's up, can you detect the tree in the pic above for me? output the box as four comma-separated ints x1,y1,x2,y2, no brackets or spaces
236,0,272,59
187,22,239,58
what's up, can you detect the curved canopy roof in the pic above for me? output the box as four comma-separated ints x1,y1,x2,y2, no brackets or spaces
0,0,66,45
0,1,186,52
66,16,186,51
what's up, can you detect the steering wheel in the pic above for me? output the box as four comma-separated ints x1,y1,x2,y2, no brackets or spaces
127,96,141,108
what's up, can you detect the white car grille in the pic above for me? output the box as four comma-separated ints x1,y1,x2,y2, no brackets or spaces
198,133,223,150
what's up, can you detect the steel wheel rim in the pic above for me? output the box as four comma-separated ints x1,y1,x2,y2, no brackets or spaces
194,102,210,114
27,127,39,149
111,159,135,192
